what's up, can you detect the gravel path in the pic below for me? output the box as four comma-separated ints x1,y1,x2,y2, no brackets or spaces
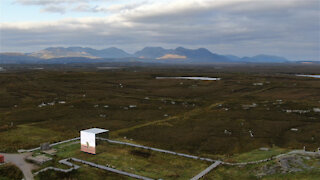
0,153,37,180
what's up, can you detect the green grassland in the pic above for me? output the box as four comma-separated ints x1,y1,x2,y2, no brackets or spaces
223,147,289,163
39,141,210,179
35,164,129,180
0,65,319,179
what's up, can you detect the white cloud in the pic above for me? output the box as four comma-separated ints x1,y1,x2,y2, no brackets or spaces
15,0,88,5
41,5,66,14
2,0,319,60
72,3,108,13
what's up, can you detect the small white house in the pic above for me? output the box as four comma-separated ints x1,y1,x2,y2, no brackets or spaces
80,128,109,154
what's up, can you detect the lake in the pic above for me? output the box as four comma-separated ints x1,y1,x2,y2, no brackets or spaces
156,77,221,81
296,75,320,79
97,67,123,70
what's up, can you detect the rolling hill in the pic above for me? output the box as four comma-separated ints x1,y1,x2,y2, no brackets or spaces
30,47,131,59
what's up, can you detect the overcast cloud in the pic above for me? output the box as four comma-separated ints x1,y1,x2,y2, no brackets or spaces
14,0,93,5
1,0,319,60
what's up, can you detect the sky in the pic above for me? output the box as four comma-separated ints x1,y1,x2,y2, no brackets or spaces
0,0,319,60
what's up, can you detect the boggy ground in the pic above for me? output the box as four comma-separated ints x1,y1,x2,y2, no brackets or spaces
0,64,319,179
0,65,319,155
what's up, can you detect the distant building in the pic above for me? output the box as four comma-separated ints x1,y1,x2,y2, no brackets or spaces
80,128,109,154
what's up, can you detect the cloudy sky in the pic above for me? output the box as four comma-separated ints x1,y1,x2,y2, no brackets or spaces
0,0,319,60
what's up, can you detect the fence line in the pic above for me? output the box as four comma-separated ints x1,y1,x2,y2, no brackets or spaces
20,137,80,153
34,158,80,175
50,137,80,147
71,158,153,180
21,137,216,162
34,158,153,180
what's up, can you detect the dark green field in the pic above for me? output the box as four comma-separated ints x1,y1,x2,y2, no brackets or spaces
0,64,319,179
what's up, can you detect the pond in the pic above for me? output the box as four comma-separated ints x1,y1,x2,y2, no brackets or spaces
97,67,123,70
296,75,320,79
156,77,221,81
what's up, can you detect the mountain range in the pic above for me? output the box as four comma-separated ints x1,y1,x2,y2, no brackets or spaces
0,46,302,64
30,47,131,59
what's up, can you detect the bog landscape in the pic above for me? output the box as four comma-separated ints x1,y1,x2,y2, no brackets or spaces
0,62,319,179
0,0,319,179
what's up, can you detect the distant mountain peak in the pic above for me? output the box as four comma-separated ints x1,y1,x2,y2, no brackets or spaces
32,46,131,59
175,46,186,50
134,47,170,58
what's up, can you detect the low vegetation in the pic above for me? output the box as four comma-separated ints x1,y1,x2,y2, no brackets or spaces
48,142,210,179
0,64,319,179
0,163,24,180
204,156,320,180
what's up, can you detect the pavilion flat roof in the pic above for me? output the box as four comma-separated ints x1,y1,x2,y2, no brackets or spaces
81,128,109,134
